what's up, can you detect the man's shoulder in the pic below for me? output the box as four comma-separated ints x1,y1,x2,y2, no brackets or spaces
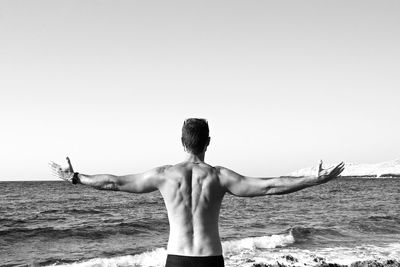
214,165,234,174
213,166,244,184
151,165,173,176
154,163,191,174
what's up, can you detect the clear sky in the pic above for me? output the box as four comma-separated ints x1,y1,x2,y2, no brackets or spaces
1,1,399,181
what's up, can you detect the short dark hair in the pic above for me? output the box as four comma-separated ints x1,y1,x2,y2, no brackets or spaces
181,118,210,154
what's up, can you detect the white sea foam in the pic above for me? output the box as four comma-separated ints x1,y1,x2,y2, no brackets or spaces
52,239,400,267
222,233,295,255
225,242,400,267
54,248,167,267
53,233,294,267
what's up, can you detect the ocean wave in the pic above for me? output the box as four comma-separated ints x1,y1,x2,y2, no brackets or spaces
0,218,170,240
368,215,400,222
349,217,400,235
0,224,151,239
223,233,295,254
290,226,348,240
52,248,167,267
48,241,400,267
50,233,295,267
39,208,108,215
0,218,27,226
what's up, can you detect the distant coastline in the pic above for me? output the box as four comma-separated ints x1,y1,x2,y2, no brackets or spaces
281,175,400,179
288,158,400,178
342,174,400,178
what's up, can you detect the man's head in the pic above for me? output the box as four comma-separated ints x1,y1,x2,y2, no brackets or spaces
181,118,210,154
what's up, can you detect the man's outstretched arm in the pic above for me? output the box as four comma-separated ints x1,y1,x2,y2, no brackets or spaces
49,157,168,193
218,161,344,197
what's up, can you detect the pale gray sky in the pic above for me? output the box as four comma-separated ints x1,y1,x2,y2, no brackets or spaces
1,1,399,181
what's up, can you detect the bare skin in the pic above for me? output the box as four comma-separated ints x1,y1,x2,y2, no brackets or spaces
50,151,344,256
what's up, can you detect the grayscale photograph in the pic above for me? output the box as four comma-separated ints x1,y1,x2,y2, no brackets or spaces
1,1,399,267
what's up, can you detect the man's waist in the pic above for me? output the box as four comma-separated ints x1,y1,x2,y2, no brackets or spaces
165,254,224,267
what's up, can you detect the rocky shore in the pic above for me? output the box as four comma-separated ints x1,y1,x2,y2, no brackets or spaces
251,257,400,267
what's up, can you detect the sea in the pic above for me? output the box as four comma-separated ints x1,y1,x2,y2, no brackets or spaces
1,178,400,267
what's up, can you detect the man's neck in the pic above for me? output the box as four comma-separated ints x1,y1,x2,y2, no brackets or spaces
184,152,205,163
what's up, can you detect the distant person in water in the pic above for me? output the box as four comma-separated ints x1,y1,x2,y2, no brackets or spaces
50,118,344,267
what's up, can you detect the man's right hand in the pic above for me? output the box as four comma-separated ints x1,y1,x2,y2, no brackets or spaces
316,160,345,184
49,157,75,183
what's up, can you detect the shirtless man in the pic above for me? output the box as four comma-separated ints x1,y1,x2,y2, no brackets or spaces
50,118,344,267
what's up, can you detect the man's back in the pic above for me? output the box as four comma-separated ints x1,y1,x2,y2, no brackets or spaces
158,161,225,256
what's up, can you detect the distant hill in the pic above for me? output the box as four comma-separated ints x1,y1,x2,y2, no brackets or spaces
287,158,400,178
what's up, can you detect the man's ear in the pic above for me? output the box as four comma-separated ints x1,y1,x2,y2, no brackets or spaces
203,137,210,153
181,137,186,152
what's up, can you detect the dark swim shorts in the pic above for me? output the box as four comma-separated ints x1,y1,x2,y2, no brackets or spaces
165,254,225,267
